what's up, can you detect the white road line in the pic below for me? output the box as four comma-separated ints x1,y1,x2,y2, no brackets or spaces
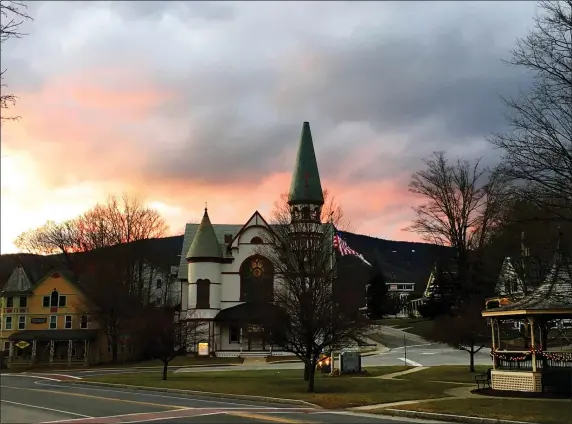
124,412,224,423
0,399,92,418
391,343,433,350
420,352,439,355
398,357,423,367
1,374,62,382
23,373,83,379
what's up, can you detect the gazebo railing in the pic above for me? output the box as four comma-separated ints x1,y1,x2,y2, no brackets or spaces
494,350,572,371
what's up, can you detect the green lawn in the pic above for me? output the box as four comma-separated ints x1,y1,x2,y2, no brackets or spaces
377,317,435,339
85,367,456,409
392,398,572,424
398,365,490,384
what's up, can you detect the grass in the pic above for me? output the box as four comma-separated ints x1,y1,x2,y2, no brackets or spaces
376,317,435,339
128,356,243,367
398,365,490,384
85,366,455,409
392,398,572,424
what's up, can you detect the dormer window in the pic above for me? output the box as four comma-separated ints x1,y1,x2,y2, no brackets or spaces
224,234,233,244
250,237,263,244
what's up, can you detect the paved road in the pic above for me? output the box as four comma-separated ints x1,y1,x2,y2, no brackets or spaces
0,374,448,423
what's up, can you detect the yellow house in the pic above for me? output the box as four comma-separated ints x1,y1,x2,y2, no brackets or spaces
0,265,125,368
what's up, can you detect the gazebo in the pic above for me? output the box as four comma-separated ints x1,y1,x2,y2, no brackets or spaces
482,235,572,394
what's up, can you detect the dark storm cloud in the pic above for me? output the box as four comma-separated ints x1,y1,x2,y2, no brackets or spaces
3,1,538,187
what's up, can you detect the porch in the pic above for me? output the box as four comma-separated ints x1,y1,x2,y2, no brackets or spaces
7,329,99,369
213,302,285,356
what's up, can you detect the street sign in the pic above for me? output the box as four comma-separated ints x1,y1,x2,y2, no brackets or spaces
15,341,30,349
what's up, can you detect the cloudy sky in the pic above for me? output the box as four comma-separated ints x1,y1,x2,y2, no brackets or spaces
1,1,538,253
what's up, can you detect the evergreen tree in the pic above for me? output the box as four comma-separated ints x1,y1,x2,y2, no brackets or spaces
366,271,389,319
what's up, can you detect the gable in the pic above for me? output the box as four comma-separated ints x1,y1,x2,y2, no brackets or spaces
32,270,84,298
230,211,274,248
2,265,33,293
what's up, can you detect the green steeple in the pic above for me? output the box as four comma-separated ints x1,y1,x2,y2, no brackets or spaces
186,208,223,259
288,122,324,206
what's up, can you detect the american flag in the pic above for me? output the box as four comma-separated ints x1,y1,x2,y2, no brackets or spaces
333,232,372,266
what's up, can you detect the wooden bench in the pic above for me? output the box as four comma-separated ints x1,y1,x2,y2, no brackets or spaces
475,368,492,389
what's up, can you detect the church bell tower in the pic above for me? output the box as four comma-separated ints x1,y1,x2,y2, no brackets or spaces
288,122,324,224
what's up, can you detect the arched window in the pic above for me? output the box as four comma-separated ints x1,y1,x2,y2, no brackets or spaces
196,279,211,309
50,290,60,308
301,206,311,221
240,256,274,303
250,237,263,244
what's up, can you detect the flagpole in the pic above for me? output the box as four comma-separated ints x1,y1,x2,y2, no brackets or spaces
329,212,334,375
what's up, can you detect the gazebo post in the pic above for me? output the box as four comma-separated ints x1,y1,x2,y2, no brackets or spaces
529,317,537,372
491,318,497,370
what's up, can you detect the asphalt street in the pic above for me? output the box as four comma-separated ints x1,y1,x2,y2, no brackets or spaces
0,374,449,424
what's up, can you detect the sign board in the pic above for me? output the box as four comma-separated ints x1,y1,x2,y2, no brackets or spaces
15,341,30,349
198,342,209,356
31,317,47,324
340,350,361,374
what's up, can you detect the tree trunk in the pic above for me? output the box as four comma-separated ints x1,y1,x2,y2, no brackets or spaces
112,340,118,364
162,360,168,380
469,346,475,372
307,357,317,393
303,362,311,381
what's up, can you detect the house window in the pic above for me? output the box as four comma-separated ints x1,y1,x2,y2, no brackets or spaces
49,315,57,329
6,297,13,308
58,296,67,307
64,315,72,329
229,326,240,344
3,341,9,351
50,290,59,307
239,256,274,303
156,278,163,289
43,296,50,307
196,279,210,309
18,315,26,330
5,316,12,330
19,297,27,308
250,237,263,244
80,315,88,329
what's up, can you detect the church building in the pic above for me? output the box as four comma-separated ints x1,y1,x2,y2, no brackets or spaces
177,122,326,356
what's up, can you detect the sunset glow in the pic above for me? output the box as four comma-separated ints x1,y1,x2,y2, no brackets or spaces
0,1,537,254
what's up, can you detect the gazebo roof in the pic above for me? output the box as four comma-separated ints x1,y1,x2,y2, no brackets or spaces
483,233,572,317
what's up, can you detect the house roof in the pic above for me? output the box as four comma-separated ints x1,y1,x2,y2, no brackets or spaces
288,122,324,206
214,302,283,324
9,329,98,341
186,209,223,260
178,223,243,278
484,234,572,314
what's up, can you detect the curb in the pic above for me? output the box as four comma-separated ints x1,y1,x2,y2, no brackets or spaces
380,409,539,424
65,380,320,408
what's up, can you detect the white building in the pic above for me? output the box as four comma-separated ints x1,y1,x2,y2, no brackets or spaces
178,122,326,356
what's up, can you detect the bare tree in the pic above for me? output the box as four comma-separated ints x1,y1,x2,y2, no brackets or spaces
489,1,572,221
140,307,208,380
430,299,490,372
75,247,143,364
1,1,32,121
404,151,507,254
258,191,371,393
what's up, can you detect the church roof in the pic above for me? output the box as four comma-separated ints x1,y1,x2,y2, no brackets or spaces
186,209,224,260
288,122,324,206
484,234,572,315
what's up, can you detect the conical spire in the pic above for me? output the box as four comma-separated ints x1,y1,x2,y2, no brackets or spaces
288,122,324,206
186,208,222,259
